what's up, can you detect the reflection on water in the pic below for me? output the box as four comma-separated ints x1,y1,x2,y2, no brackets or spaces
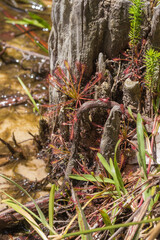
0,0,51,208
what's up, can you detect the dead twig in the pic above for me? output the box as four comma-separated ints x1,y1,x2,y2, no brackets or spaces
0,42,49,60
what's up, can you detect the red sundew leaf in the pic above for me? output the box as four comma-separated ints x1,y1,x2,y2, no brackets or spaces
81,83,90,93
99,98,110,103
64,60,71,72
51,159,61,164
138,197,144,207
78,164,90,175
122,52,130,58
123,66,131,75
73,114,78,123
47,74,53,82
120,104,125,114
76,62,86,73
49,77,63,88
120,153,125,169
91,75,102,87
70,125,74,140
61,122,71,126
76,99,81,108
89,147,99,151
131,144,136,151
91,122,103,129
113,58,121,61
81,73,102,95
72,74,78,84
54,69,67,83
113,58,131,62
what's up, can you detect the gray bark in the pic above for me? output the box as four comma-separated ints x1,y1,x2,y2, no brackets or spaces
49,0,160,84
150,4,160,50
48,0,131,78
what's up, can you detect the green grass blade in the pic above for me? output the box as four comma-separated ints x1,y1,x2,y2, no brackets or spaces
69,174,115,184
114,140,127,194
71,187,93,240
97,153,123,197
6,13,51,30
60,217,160,238
35,41,48,53
49,184,56,235
97,153,112,176
17,77,40,114
137,113,147,179
4,200,48,240
28,12,51,30
1,190,42,221
100,209,114,235
109,158,121,197
127,107,136,121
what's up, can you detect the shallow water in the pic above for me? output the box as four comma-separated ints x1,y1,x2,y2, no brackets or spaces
0,0,51,209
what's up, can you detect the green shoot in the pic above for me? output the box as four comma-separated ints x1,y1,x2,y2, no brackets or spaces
17,77,40,114
136,113,147,179
129,0,144,48
69,174,115,184
98,154,122,197
113,140,127,194
35,41,49,53
49,184,56,235
100,209,115,236
5,12,51,30
51,216,160,239
70,140,127,198
71,187,93,240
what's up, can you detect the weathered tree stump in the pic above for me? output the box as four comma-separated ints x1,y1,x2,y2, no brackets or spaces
48,0,160,171
48,0,131,77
